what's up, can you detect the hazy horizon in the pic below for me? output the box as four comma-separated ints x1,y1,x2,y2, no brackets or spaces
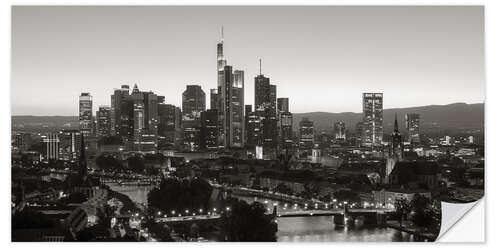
10,101,484,117
11,6,485,116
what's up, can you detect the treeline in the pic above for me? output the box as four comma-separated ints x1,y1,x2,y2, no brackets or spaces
147,177,212,213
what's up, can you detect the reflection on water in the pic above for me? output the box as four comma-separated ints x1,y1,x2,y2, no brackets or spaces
235,194,416,242
277,216,414,242
65,181,414,242
107,183,155,205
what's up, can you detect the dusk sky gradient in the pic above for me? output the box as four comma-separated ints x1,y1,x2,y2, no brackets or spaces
11,6,484,116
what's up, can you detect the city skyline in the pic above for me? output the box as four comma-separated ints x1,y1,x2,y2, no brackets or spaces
12,6,484,116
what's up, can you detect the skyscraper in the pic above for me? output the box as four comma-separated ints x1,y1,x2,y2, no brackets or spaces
182,85,206,151
299,117,314,150
201,109,219,150
334,121,346,141
362,93,383,147
111,85,134,140
43,133,60,161
277,98,289,115
277,97,292,154
210,88,218,110
59,130,81,161
79,93,93,137
405,113,421,144
96,106,111,137
254,60,277,158
279,111,293,154
158,103,181,146
215,29,245,149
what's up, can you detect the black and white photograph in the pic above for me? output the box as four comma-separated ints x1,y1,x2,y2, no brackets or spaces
10,5,485,242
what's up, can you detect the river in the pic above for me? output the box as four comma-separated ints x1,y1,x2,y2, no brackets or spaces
46,173,416,242
104,183,416,242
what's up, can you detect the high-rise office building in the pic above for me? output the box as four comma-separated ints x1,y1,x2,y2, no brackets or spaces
210,88,218,110
334,121,346,140
96,106,111,137
215,30,245,149
362,93,383,147
299,117,314,150
111,85,134,140
246,111,263,152
405,113,420,144
279,111,293,154
43,133,60,161
277,97,292,153
79,93,93,137
131,85,146,137
158,103,181,146
59,130,81,161
14,133,32,152
254,60,277,158
277,98,289,114
201,109,219,150
245,105,253,145
128,84,161,152
182,85,206,151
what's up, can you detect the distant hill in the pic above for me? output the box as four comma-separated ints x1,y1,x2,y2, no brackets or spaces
293,103,484,133
11,102,484,134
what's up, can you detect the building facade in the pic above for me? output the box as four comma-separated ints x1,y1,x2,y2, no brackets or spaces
43,133,60,161
96,106,111,137
405,113,420,144
79,93,93,137
334,121,346,141
182,85,206,151
299,117,314,151
362,93,383,147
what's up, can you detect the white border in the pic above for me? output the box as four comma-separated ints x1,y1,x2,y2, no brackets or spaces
3,0,496,249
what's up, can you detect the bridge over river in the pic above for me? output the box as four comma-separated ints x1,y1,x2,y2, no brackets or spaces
154,207,393,227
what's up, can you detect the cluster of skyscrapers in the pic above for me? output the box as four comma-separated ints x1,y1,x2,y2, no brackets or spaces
74,29,297,159
70,29,424,161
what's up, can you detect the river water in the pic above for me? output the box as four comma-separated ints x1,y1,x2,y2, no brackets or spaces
104,183,416,242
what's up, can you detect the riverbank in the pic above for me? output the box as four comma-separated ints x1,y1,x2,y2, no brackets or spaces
386,221,438,241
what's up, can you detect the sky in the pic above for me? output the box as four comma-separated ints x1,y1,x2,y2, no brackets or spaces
11,6,484,116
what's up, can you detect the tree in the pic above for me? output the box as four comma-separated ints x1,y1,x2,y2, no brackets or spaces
147,177,212,213
96,154,123,170
127,156,145,173
332,189,361,205
144,218,173,241
222,200,277,241
275,183,293,195
409,194,436,227
12,210,55,230
394,198,411,228
62,191,88,204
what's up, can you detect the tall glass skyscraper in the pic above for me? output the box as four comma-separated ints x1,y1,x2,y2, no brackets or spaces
79,93,93,137
182,85,206,151
254,62,277,158
215,29,245,149
96,106,111,137
405,113,421,144
362,93,383,147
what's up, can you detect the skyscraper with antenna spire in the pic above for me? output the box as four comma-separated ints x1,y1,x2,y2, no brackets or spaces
215,27,245,149
254,59,277,158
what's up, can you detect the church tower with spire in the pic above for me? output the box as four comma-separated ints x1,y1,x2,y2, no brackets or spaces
385,114,404,183
390,114,404,160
